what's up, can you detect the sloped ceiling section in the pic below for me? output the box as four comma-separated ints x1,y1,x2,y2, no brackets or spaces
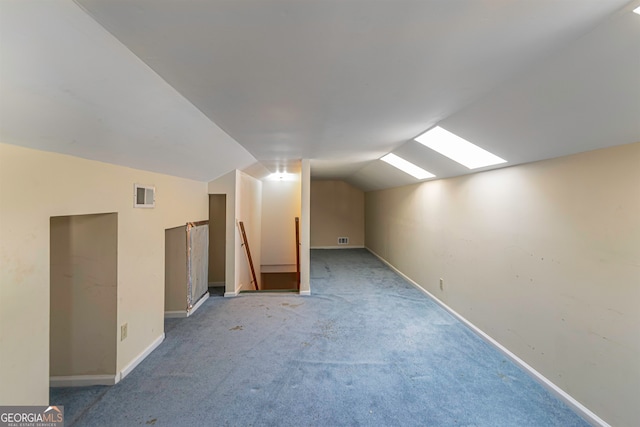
0,1,256,182
1,1,638,188
74,0,639,190
350,2,640,190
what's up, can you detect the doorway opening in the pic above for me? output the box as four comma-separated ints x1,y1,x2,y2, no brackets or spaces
244,217,300,293
50,213,118,387
208,194,226,297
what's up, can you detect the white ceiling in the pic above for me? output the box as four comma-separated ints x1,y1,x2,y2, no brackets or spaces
1,0,639,190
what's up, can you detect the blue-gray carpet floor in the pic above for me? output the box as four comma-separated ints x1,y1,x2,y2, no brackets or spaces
51,249,589,426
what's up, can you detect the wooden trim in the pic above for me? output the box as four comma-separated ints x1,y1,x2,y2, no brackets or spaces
238,221,259,291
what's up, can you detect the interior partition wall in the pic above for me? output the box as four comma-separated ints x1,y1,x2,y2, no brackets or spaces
50,213,118,386
208,194,226,286
165,221,209,317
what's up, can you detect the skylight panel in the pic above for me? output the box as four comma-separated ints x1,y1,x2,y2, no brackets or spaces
415,126,506,169
380,153,435,180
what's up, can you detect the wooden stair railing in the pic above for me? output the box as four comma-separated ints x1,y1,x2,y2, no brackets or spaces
238,221,259,291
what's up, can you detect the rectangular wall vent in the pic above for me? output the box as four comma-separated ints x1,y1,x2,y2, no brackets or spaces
337,237,349,245
134,184,155,208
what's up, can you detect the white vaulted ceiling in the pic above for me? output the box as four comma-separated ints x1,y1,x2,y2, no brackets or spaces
1,0,639,189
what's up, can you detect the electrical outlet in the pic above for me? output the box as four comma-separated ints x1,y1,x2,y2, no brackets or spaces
121,323,128,341
439,278,444,291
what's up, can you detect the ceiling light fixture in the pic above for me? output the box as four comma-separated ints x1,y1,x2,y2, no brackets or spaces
267,172,297,181
633,5,640,15
380,153,435,180
415,126,506,169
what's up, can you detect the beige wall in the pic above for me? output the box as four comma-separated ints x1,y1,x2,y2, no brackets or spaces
299,159,311,294
50,213,118,377
208,194,226,284
208,170,262,293
365,143,640,427
261,176,302,268
236,172,262,291
210,169,310,294
165,226,188,312
311,180,364,248
0,143,208,405
208,171,237,295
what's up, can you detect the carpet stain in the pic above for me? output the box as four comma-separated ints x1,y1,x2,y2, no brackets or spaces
229,325,243,331
497,371,512,383
319,320,336,339
146,418,157,425
282,302,303,308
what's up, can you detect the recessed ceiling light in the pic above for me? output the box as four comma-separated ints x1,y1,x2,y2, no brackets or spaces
633,6,640,15
267,172,296,181
380,153,435,180
415,126,506,169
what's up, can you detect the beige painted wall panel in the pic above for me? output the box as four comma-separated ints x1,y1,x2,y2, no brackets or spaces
0,143,207,405
311,180,364,248
300,159,311,294
236,172,262,291
208,171,237,294
164,226,188,312
50,213,117,377
365,143,640,427
261,177,301,266
208,195,226,284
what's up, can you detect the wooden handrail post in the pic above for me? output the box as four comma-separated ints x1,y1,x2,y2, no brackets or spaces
238,221,259,291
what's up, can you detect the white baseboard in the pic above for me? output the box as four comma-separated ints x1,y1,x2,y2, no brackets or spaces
50,374,118,387
366,247,609,427
165,292,210,318
119,333,165,381
299,290,311,296
189,292,209,315
50,334,165,387
224,290,238,297
164,311,188,318
311,246,365,249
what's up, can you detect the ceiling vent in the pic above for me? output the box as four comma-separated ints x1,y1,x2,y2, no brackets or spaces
134,184,155,208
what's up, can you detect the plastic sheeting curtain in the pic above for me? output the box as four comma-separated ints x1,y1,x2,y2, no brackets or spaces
186,222,209,309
